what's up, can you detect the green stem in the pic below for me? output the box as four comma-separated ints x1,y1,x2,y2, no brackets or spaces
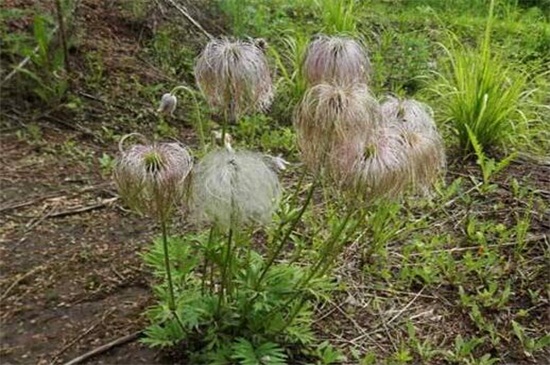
203,226,215,295
268,209,356,332
169,85,207,152
161,219,176,312
160,218,186,332
255,178,317,289
201,227,214,295
217,227,234,315
240,175,318,326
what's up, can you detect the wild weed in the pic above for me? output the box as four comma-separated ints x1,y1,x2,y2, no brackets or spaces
17,15,68,104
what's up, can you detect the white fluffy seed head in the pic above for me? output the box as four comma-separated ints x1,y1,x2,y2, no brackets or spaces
294,82,380,171
189,148,281,230
381,96,446,193
194,38,274,119
350,126,411,200
114,138,193,220
303,35,371,86
380,96,438,133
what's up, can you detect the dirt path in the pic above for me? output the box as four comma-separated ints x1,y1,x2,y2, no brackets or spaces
0,0,216,363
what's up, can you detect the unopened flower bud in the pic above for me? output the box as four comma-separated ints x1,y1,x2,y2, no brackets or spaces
211,131,233,150
267,154,290,171
157,93,177,116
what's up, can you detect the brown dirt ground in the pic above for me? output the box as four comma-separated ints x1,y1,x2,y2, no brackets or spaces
0,0,217,364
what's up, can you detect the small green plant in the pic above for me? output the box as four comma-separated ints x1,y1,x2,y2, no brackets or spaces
98,152,115,176
17,14,68,104
466,125,517,187
16,123,43,144
511,320,550,357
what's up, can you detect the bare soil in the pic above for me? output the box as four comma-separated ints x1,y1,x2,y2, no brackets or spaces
0,0,215,364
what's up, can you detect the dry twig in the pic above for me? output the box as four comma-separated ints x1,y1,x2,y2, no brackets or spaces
163,0,213,39
61,331,141,365
0,265,45,302
48,197,118,218
49,308,116,364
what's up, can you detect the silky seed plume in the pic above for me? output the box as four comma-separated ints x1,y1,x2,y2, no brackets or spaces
189,148,281,230
294,82,379,171
381,96,446,192
114,135,193,220
194,38,274,120
303,35,371,86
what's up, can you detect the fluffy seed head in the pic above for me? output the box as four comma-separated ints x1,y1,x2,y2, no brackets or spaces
381,96,438,133
294,82,379,171
341,126,410,199
157,93,178,117
114,135,193,220
189,148,281,229
303,35,371,86
194,38,274,119
381,96,446,192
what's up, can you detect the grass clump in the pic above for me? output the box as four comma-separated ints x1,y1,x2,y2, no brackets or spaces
431,0,542,155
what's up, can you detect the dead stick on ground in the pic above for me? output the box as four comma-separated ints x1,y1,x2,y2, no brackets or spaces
386,286,425,326
50,308,115,364
62,331,141,365
164,0,213,39
17,204,59,244
0,183,111,213
48,197,118,218
0,265,45,302
54,0,71,74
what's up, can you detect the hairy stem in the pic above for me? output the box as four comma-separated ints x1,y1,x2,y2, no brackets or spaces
270,209,356,332
256,178,317,289
161,219,176,311
217,228,234,315
170,85,207,152
160,217,186,332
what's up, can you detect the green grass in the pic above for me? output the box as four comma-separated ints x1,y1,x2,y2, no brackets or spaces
210,1,550,363
432,39,534,154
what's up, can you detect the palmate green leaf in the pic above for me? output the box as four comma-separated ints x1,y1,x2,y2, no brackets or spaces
141,318,186,348
142,234,201,279
231,338,288,365
316,340,347,365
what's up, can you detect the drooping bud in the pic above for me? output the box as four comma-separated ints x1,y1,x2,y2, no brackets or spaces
210,130,233,149
157,93,178,117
